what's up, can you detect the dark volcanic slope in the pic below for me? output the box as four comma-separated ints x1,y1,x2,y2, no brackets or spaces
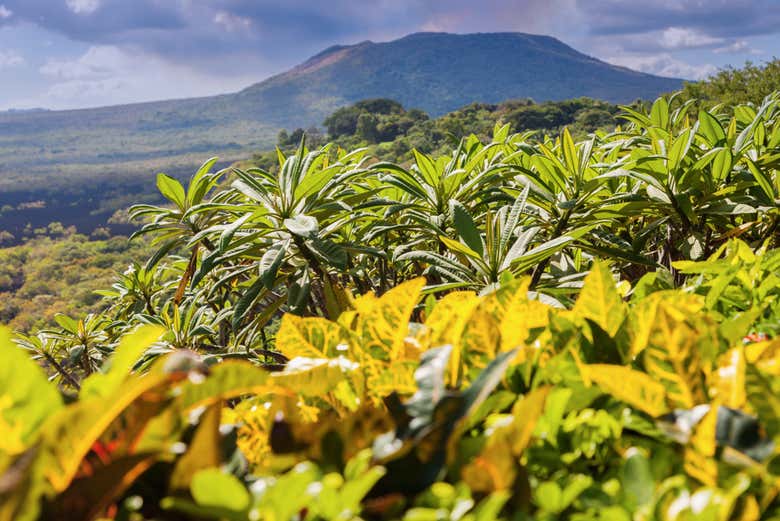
0,32,682,189
235,32,682,122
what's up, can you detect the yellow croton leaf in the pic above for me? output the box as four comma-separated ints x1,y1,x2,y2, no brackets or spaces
633,294,712,409
271,357,358,399
424,291,481,385
745,338,780,376
352,278,426,362
460,387,550,493
713,347,747,410
459,278,531,372
276,314,347,359
684,404,719,486
500,296,551,359
424,291,480,386
572,262,626,337
365,359,418,401
579,364,668,417
461,436,517,493
0,326,63,455
508,386,552,456
626,291,704,358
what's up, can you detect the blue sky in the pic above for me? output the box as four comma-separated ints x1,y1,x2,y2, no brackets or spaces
0,0,778,110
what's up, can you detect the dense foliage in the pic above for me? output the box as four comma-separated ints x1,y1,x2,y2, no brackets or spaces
261,97,622,168
2,92,780,519
681,58,780,107
0,231,153,331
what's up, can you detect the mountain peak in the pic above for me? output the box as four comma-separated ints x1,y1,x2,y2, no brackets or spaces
239,31,682,124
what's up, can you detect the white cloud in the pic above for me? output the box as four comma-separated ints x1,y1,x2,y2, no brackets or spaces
40,45,121,80
713,40,761,55
607,52,718,80
659,27,722,50
214,11,251,32
35,45,258,109
0,50,23,68
65,0,100,15
0,4,12,18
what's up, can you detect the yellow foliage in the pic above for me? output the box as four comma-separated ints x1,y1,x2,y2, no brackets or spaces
632,294,714,409
579,364,668,417
712,348,747,410
461,387,550,492
424,291,481,386
684,404,719,486
571,262,626,336
276,315,346,359
626,291,704,358
351,277,426,362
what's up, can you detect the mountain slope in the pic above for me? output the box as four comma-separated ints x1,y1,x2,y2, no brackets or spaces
236,32,682,123
0,31,682,193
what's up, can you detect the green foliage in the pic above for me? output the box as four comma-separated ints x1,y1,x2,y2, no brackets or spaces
3,93,780,519
680,59,780,107
0,232,154,331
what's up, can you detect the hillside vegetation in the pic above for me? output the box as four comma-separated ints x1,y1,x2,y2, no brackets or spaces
2,89,780,519
0,231,153,332
260,97,623,167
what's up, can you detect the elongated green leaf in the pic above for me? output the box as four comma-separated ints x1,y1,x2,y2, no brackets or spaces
450,200,483,256
80,325,164,399
259,242,288,289
745,157,776,200
0,327,63,450
697,110,726,146
232,278,266,329
157,173,186,209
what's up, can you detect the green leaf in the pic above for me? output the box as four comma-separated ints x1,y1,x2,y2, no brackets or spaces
535,481,563,513
54,314,78,333
259,242,288,289
232,278,266,329
697,110,726,146
650,97,669,128
711,148,732,182
450,200,483,256
0,327,63,449
621,450,654,508
156,173,186,209
745,157,776,200
190,469,250,512
439,235,482,260
80,325,164,399
306,237,348,270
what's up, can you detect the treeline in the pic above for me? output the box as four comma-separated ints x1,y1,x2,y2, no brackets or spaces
260,97,622,167
681,57,780,106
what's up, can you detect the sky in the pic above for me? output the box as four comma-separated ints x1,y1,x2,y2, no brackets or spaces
0,0,778,110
